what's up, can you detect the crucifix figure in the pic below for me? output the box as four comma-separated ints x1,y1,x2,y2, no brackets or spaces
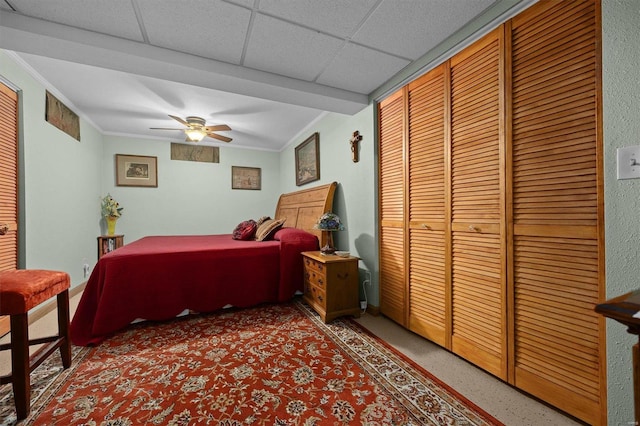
350,130,363,163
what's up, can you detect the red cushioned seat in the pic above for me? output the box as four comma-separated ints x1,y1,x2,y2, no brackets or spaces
0,270,70,314
0,269,71,420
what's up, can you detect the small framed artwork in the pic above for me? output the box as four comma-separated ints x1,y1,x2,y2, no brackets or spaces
295,132,320,186
45,91,80,141
232,166,261,190
115,154,158,187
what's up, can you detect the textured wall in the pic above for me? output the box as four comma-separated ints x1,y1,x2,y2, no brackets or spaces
0,51,103,286
603,0,640,423
101,135,281,244
279,106,377,305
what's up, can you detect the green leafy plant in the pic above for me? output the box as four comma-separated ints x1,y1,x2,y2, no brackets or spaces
101,194,123,218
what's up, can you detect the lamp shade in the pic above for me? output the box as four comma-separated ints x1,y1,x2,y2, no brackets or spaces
314,212,344,231
185,128,206,142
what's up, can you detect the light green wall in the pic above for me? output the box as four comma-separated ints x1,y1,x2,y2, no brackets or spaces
279,106,377,305
101,136,281,243
603,0,640,423
0,50,102,286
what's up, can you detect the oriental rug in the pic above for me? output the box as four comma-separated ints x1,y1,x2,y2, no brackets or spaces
0,301,502,425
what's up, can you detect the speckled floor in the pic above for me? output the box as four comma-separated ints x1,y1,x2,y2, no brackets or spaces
354,313,583,426
1,293,582,425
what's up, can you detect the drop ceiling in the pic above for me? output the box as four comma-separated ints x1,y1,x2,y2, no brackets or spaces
0,0,531,150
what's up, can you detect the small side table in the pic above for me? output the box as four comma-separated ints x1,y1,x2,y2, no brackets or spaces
97,235,124,259
595,290,640,424
302,251,360,323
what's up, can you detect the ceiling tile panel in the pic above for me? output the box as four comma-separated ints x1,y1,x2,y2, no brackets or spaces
258,0,378,37
136,0,251,65
352,0,495,60
3,0,144,41
317,43,410,94
244,14,344,81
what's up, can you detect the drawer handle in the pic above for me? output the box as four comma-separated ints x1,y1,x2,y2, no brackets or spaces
0,224,8,235
318,294,323,302
318,278,323,285
421,223,430,230
468,225,479,232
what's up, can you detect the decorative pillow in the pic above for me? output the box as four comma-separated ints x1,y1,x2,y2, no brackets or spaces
256,216,271,227
232,219,257,240
273,227,318,244
255,218,286,241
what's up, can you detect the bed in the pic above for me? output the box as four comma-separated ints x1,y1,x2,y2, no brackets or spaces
71,182,337,346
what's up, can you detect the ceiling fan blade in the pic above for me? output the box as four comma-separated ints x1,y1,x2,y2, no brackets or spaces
168,115,190,126
204,124,231,132
150,127,183,130
207,132,232,143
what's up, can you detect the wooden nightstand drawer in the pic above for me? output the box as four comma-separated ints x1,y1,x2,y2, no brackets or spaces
305,283,326,309
305,268,326,289
303,256,325,274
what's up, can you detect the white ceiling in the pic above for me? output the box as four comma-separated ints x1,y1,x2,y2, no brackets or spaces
0,0,525,151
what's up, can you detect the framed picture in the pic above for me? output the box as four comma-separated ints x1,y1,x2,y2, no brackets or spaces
45,91,80,141
115,154,158,187
295,132,320,186
232,166,261,190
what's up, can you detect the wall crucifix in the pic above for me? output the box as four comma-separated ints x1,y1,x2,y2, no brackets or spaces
350,131,363,163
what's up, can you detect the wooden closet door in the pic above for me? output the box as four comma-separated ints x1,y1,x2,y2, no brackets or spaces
450,28,507,379
407,65,449,346
0,82,19,336
509,1,604,424
378,88,406,326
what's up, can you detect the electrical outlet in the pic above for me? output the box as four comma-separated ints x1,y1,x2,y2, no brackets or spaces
360,301,367,310
83,263,90,278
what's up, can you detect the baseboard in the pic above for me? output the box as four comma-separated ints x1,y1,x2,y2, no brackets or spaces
365,304,380,316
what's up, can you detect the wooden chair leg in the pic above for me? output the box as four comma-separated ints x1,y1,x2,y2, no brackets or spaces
10,313,30,420
57,290,71,368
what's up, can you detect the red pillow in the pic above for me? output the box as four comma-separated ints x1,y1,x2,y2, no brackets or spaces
272,227,318,244
232,220,257,240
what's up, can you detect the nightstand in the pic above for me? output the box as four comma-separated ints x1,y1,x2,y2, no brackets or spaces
302,251,360,323
97,235,124,259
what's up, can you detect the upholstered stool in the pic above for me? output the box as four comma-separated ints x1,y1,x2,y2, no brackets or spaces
0,270,71,420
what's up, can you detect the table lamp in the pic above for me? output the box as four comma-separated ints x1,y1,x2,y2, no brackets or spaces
314,212,344,254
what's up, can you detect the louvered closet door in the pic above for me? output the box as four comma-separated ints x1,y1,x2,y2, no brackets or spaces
450,28,507,379
407,65,448,346
0,82,19,336
378,89,406,326
0,83,18,271
509,1,604,424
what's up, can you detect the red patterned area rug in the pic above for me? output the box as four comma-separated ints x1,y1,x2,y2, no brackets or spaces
0,301,502,425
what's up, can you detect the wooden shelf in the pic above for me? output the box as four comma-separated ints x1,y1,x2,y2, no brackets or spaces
97,235,124,259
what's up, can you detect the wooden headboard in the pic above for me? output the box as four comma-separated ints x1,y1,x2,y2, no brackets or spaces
274,182,337,247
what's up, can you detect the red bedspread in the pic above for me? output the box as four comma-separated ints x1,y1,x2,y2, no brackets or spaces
71,230,318,346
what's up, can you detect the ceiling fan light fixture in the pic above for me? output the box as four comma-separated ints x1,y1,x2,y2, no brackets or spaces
185,128,206,142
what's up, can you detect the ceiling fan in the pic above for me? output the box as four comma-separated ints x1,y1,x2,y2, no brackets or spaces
150,115,232,143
